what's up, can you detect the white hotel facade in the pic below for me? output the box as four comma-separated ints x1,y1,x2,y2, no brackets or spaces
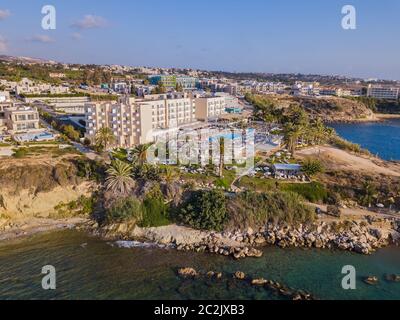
84,93,227,148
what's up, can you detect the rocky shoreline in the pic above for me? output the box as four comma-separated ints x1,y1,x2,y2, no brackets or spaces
84,215,400,259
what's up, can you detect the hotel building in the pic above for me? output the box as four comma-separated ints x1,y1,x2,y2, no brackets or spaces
84,93,199,148
367,85,399,100
194,96,227,121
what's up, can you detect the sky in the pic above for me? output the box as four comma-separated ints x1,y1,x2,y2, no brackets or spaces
0,0,399,80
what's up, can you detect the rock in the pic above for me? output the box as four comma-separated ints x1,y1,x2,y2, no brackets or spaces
206,271,215,278
234,271,246,280
178,267,198,278
371,228,383,240
363,276,379,285
251,278,268,285
385,274,400,282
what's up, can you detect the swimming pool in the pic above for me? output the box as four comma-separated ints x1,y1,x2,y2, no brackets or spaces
14,131,55,142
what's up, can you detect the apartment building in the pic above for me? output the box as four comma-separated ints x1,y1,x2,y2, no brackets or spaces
3,106,40,134
85,94,198,148
195,95,227,121
0,91,10,103
367,85,399,100
319,88,338,96
23,96,90,114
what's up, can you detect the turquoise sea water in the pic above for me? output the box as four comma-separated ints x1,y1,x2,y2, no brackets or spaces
330,119,400,161
0,230,399,300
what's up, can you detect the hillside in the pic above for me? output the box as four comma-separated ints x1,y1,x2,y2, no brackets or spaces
259,94,376,122
0,155,100,218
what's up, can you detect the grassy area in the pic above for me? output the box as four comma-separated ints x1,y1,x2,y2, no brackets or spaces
12,146,81,158
237,176,277,191
280,182,328,203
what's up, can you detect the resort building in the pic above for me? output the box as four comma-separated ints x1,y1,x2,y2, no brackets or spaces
194,95,227,121
367,85,399,100
22,96,91,114
3,105,40,134
84,93,199,148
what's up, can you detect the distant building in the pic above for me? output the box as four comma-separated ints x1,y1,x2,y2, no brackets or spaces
367,85,399,100
22,96,90,114
149,75,198,89
319,88,338,96
49,73,66,79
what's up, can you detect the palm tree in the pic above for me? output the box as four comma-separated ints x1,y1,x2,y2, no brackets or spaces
218,137,225,177
163,167,177,184
95,127,115,152
283,123,303,155
105,159,135,195
131,143,153,165
360,180,377,208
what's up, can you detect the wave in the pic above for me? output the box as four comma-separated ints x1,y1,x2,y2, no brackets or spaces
109,240,175,249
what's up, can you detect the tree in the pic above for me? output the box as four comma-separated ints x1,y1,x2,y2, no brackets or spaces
218,137,225,177
360,180,378,208
130,143,153,165
95,127,115,151
105,159,135,195
62,125,81,141
178,190,227,231
283,122,304,155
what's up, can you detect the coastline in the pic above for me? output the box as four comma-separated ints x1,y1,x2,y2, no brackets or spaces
83,214,400,258
0,217,88,242
324,113,400,124
375,113,400,120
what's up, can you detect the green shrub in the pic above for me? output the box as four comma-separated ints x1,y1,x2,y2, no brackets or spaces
12,148,29,158
178,190,227,231
302,158,324,176
106,197,142,223
226,190,315,230
281,182,328,203
140,197,170,227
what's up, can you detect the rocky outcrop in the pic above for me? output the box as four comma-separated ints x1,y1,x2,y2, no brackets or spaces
86,214,400,258
177,268,316,300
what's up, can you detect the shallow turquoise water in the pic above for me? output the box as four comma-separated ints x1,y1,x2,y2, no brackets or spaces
0,230,399,300
330,119,400,161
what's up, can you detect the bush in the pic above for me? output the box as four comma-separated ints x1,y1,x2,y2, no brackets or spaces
281,182,328,203
12,148,29,158
177,190,227,231
302,158,324,176
140,197,170,227
226,190,315,230
105,197,142,223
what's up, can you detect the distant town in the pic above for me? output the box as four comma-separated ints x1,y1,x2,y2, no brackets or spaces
0,55,399,148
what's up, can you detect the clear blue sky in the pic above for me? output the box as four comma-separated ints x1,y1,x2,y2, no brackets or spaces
0,0,399,80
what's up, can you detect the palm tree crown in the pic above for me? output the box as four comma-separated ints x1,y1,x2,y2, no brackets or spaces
95,127,116,151
105,159,135,195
